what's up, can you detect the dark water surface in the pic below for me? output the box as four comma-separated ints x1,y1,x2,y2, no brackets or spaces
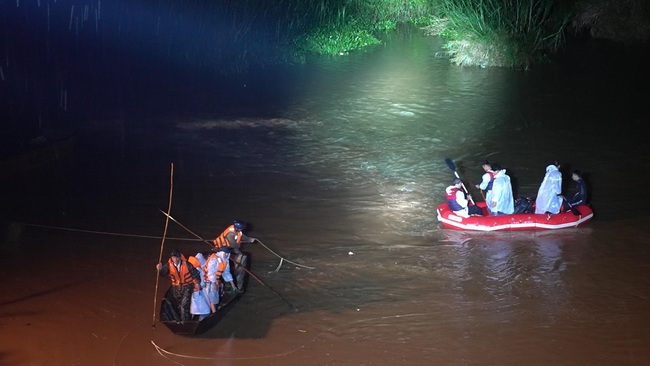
2,29,650,365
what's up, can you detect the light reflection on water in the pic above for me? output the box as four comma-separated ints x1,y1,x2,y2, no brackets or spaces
155,33,650,363
145,32,650,364
3,28,650,365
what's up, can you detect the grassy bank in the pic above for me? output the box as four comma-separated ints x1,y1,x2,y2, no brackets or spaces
292,0,435,56
425,0,571,68
204,0,574,70
166,0,435,69
128,0,573,70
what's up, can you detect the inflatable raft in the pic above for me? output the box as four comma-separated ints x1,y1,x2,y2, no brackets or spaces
437,201,593,231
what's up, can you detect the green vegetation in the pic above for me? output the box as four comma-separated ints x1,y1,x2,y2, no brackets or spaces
207,0,573,70
295,0,434,55
175,0,434,69
172,0,644,71
299,21,382,56
428,0,571,68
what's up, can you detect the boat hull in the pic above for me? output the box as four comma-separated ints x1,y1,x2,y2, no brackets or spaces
437,202,593,231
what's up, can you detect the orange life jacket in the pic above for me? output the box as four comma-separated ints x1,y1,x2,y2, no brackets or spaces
215,252,229,280
203,253,228,282
213,225,242,249
168,255,198,288
187,256,201,269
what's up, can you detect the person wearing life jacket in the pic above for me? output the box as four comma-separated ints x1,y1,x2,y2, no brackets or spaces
475,161,496,198
204,246,242,306
188,254,212,318
488,164,515,216
445,178,483,218
213,220,256,255
202,251,221,309
534,161,563,214
156,249,201,321
215,247,239,292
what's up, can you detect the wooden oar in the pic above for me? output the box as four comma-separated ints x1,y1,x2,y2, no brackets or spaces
444,158,475,205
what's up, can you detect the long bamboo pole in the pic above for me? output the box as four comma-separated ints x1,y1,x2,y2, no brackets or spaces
152,163,174,328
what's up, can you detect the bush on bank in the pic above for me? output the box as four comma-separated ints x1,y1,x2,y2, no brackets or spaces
160,0,645,70
424,0,571,68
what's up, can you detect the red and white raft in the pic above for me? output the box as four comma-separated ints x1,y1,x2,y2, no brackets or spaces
437,201,593,231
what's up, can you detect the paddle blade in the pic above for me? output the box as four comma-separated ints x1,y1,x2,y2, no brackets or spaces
444,158,456,172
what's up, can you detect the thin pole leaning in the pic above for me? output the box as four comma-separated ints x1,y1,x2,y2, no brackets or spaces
157,209,315,270
152,163,174,328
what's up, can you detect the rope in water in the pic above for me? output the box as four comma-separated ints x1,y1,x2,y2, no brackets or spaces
149,312,435,363
255,239,315,270
14,222,202,241
16,223,316,271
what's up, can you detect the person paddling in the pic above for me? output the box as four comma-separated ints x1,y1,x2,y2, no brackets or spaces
445,178,483,217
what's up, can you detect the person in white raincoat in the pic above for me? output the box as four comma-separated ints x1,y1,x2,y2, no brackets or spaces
188,254,211,319
488,164,514,215
534,162,563,214
203,251,221,308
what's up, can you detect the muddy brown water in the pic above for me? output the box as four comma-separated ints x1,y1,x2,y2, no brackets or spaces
1,31,650,365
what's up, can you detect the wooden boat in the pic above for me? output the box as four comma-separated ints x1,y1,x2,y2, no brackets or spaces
437,201,593,231
159,252,250,335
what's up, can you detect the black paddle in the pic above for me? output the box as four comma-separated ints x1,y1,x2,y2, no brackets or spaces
562,197,581,216
444,158,475,205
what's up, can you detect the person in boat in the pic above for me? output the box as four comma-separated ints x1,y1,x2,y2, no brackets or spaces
488,164,514,216
213,220,256,254
474,160,495,198
203,250,221,309
156,249,202,322
534,161,563,214
188,254,212,319
445,178,483,217
560,170,588,213
215,246,241,294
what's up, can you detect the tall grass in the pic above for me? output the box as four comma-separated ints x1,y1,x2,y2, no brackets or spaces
163,0,436,64
296,0,434,55
435,0,571,68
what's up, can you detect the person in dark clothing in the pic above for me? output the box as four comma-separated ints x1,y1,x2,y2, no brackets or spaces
156,249,201,322
561,170,588,213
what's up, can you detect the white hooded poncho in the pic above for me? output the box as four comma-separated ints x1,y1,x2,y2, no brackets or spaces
534,164,563,214
490,169,514,215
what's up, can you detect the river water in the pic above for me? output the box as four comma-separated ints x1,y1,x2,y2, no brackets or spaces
2,28,650,365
